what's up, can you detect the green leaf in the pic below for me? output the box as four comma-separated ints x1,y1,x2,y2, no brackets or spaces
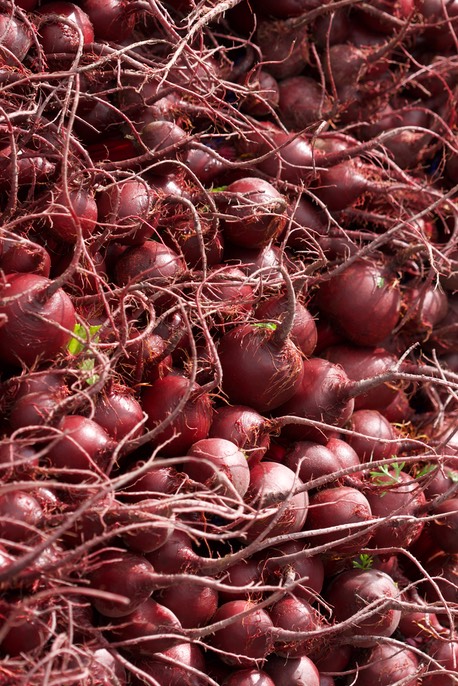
210,185,228,192
448,470,458,483
352,553,374,570
415,463,437,479
370,461,406,495
252,322,277,331
67,323,101,356
376,276,385,288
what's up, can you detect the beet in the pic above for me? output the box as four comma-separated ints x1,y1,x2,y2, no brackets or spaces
316,260,401,347
218,322,304,413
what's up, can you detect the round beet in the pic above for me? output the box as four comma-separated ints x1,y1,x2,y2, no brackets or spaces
158,580,218,628
263,541,324,602
141,374,213,457
47,188,98,243
0,491,43,544
93,386,144,441
220,177,287,249
316,260,401,347
107,598,183,655
352,643,420,686
244,461,309,542
364,469,426,549
305,486,373,554
325,569,402,645
87,549,158,618
80,0,136,42
45,415,112,482
208,600,274,667
209,405,271,466
255,293,318,357
430,498,458,554
270,595,324,657
347,410,400,463
277,357,355,443
265,654,320,686
182,437,250,498
218,322,304,413
97,179,153,245
0,273,76,367
38,2,95,54
283,441,343,484
323,345,399,411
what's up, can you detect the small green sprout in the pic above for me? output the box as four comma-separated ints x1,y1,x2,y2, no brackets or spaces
68,323,101,385
352,553,374,570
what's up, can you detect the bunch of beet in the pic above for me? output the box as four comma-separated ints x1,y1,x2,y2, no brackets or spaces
0,0,457,684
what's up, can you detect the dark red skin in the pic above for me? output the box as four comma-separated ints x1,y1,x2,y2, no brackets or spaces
424,639,458,686
0,600,52,657
119,498,173,554
0,491,43,544
283,441,344,484
255,18,309,80
305,486,373,554
93,386,144,441
269,595,324,657
141,374,213,457
323,345,398,411
209,404,271,466
131,643,206,686
325,569,402,645
278,75,332,130
9,391,61,430
0,443,39,477
244,461,309,542
363,470,426,548
0,240,51,277
262,541,325,602
256,130,314,185
114,240,185,308
429,498,458,554
208,600,274,667
106,598,183,655
0,273,76,367
316,260,401,347
255,294,318,357
364,470,427,549
347,409,400,463
351,643,420,686
325,437,362,479
158,580,218,628
38,2,95,54
80,0,136,42
222,671,275,686
87,550,158,618
97,179,153,245
218,323,304,413
265,654,320,686
201,266,255,322
220,177,287,249
47,189,98,243
182,437,250,498
217,556,264,602
45,415,112,482
146,529,203,574
0,13,32,65
277,357,355,444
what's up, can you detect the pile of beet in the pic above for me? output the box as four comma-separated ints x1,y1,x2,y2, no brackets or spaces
0,0,457,684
